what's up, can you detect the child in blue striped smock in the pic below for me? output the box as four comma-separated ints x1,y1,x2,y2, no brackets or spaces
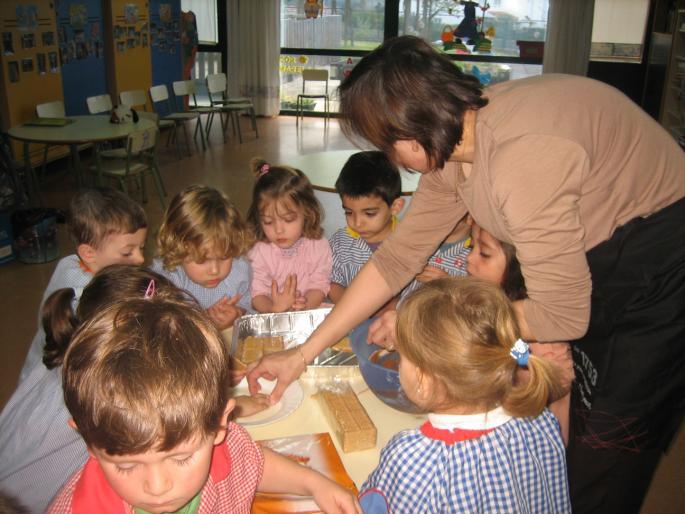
151,185,253,330
360,277,571,514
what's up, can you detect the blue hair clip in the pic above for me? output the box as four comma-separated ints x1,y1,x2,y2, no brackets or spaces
510,338,530,367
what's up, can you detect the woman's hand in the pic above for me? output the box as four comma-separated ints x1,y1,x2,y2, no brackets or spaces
368,310,398,349
247,347,307,404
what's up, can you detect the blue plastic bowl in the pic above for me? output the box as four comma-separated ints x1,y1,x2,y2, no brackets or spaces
350,318,423,414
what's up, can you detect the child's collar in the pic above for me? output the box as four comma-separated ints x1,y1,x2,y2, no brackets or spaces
345,215,398,240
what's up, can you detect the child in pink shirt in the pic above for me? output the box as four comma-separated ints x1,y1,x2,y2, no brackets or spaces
247,158,332,313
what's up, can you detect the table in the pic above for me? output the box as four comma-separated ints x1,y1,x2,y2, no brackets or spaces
289,150,421,237
7,115,157,203
245,373,426,487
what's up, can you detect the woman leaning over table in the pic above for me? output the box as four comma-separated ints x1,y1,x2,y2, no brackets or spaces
248,36,685,514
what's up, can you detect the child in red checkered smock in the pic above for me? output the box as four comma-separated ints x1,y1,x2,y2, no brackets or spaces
46,288,360,514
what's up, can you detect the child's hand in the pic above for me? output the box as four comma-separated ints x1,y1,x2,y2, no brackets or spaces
310,476,362,514
270,275,298,312
292,291,307,311
233,394,270,418
208,294,245,330
416,265,449,283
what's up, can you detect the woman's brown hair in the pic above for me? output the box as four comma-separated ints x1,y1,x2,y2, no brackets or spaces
247,157,323,242
42,265,187,369
396,277,562,417
339,35,488,170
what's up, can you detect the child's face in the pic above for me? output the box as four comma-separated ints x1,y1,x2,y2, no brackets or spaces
341,194,403,244
182,247,233,288
466,225,507,285
90,429,226,514
79,228,147,273
260,199,305,249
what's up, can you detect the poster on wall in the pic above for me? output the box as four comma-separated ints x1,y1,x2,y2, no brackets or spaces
21,58,33,72
16,5,38,31
8,61,19,83
124,4,139,24
42,31,55,47
37,53,46,74
69,4,87,30
48,51,59,73
2,33,14,55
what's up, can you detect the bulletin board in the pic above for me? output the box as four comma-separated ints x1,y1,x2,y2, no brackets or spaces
149,0,182,114
0,1,67,163
103,0,152,110
57,0,107,116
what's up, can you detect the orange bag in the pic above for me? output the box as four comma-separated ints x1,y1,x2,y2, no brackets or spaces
441,25,455,43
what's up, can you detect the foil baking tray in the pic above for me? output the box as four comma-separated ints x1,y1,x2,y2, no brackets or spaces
231,308,359,379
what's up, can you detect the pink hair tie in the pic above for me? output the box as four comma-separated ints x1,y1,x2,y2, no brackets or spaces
144,279,155,299
259,163,270,176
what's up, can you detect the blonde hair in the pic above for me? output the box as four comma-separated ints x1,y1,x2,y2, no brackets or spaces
396,277,562,417
246,157,323,242
62,295,230,455
157,185,252,269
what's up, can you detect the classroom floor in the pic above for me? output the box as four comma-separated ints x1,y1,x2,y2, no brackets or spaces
0,116,682,513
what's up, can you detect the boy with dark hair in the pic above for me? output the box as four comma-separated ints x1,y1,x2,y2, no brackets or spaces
18,187,147,382
328,151,404,303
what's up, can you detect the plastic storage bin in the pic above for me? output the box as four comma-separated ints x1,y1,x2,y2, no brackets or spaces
12,209,60,264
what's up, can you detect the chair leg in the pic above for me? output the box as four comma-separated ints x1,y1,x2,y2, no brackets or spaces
150,165,166,209
140,173,148,203
234,112,243,144
251,108,259,138
182,122,192,157
194,117,206,150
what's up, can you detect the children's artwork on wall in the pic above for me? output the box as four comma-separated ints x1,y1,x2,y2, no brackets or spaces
127,38,135,49
2,33,13,55
48,51,59,73
159,4,172,23
127,27,135,38
117,41,125,52
69,4,88,30
21,33,35,50
124,4,139,24
21,58,33,72
8,61,19,83
42,31,54,47
36,53,46,74
16,5,38,31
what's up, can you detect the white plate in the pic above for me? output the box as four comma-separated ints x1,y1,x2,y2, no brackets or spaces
232,378,304,427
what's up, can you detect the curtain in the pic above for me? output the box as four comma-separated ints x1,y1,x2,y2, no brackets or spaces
543,0,595,76
227,0,281,116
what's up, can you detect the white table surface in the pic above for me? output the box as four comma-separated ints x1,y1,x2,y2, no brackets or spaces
7,115,157,145
288,150,420,194
289,150,420,238
245,374,426,488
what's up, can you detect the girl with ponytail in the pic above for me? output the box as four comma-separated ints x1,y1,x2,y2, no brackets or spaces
359,277,571,514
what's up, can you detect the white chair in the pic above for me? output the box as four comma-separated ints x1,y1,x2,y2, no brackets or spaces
149,84,205,155
205,73,258,143
121,89,177,158
296,69,330,125
91,126,166,208
172,79,218,147
86,94,113,115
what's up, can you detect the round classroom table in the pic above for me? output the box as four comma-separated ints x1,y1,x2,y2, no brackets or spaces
289,150,420,237
7,115,157,203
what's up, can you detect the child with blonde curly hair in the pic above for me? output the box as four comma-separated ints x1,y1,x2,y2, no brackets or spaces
360,277,570,513
152,185,253,329
247,158,332,313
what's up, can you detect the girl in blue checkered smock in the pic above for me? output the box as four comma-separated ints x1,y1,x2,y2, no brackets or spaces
359,277,572,514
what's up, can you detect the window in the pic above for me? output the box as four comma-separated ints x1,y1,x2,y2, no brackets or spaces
590,0,650,62
181,0,218,45
398,0,548,58
281,0,385,50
